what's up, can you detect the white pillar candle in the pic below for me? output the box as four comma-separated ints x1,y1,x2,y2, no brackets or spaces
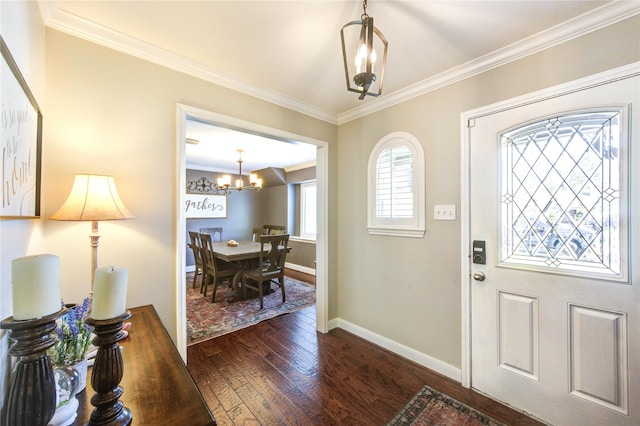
92,266,128,320
11,254,62,320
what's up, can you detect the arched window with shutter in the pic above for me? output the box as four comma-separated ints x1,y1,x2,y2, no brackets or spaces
368,132,425,237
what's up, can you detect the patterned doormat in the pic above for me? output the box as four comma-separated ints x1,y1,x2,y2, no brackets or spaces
187,274,315,345
387,385,505,426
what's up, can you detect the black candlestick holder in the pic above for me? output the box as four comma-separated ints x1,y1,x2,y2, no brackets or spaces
85,311,132,426
1,308,66,426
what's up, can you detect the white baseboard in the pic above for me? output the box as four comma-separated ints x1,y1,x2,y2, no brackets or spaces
285,262,316,276
186,265,195,273
328,317,462,383
327,318,339,330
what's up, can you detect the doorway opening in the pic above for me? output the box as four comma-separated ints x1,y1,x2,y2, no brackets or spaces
175,104,329,359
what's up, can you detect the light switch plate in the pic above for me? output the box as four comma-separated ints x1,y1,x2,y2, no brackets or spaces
434,204,456,221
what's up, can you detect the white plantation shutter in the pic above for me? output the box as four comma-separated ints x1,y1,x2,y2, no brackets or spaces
376,146,413,218
368,132,425,237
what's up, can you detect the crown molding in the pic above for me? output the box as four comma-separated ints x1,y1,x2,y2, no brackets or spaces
37,1,338,125
38,1,638,127
337,0,640,125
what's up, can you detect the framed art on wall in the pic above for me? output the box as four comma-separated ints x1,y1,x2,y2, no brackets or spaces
185,193,227,219
1,36,43,219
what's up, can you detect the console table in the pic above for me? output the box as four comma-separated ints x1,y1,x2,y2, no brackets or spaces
75,304,216,425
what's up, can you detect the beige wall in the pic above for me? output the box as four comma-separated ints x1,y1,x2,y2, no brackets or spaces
42,30,337,343
262,185,288,227
287,240,316,270
336,15,640,368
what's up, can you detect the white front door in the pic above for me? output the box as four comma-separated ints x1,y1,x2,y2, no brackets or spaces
469,72,639,425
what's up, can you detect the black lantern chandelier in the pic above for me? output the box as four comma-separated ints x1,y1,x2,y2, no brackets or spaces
340,0,388,100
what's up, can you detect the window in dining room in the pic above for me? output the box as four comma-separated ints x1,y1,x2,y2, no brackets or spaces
368,132,425,237
300,181,317,240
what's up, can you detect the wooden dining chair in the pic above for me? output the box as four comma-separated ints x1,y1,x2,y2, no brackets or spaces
263,224,286,235
242,234,289,309
200,233,241,302
199,227,223,242
188,231,204,290
251,227,264,242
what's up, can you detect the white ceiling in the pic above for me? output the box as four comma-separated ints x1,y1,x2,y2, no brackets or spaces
185,119,318,173
37,0,638,171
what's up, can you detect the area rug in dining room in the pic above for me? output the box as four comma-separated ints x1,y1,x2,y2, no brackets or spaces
387,385,505,426
186,274,315,345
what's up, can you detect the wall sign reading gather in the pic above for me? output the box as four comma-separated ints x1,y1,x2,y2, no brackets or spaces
185,193,227,219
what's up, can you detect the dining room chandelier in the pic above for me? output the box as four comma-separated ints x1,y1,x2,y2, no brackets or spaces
215,149,262,193
340,0,388,100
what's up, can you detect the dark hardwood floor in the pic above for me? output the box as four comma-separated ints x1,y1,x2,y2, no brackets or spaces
186,301,543,425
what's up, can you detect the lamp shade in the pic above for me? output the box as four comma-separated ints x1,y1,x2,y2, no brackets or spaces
50,174,134,221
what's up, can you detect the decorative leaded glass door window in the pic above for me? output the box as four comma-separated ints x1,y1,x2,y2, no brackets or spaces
499,109,627,279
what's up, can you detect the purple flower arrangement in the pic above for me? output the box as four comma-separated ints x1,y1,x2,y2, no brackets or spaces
48,298,94,366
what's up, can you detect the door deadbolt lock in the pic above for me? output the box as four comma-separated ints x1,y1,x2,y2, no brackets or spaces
472,240,486,264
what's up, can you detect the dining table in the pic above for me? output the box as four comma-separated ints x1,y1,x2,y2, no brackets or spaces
210,240,271,263
210,240,291,296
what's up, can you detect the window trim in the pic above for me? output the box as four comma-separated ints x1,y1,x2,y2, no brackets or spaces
367,132,425,237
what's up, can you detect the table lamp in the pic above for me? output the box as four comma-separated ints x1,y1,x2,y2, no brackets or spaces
50,174,134,296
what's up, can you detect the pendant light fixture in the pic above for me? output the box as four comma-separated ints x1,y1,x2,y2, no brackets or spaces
340,0,388,100
215,149,262,193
